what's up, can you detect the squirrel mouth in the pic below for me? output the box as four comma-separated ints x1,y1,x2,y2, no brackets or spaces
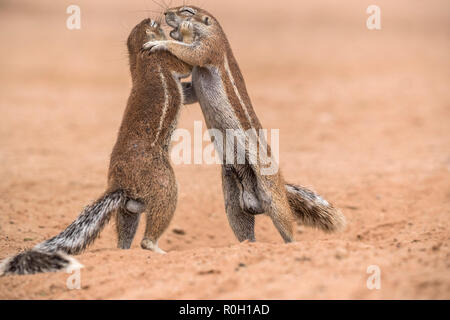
165,12,183,41
165,12,180,29
166,19,179,29
169,27,183,41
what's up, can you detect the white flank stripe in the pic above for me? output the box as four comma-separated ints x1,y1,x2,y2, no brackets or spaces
223,54,254,128
151,65,169,147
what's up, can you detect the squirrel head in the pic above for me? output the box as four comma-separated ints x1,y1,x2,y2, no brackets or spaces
127,18,191,79
164,6,220,41
127,18,166,56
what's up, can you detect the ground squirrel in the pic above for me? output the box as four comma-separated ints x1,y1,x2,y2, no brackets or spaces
142,6,346,242
0,19,191,275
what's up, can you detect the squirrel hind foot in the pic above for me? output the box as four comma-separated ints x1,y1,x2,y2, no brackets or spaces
140,238,166,254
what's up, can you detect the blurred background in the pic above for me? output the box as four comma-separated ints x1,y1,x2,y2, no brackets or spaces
0,0,449,299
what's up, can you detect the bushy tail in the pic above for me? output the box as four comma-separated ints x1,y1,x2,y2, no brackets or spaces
285,184,346,232
0,190,125,276
0,250,83,276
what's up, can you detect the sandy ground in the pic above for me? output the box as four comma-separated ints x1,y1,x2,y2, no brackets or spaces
0,0,449,299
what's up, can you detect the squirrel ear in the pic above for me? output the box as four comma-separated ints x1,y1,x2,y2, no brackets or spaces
149,19,158,28
203,16,211,25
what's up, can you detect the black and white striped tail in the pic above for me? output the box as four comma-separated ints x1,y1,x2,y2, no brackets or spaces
0,250,83,276
285,184,346,232
0,190,125,276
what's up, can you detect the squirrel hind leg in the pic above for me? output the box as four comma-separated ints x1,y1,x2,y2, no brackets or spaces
222,167,256,242
116,207,141,249
271,215,295,243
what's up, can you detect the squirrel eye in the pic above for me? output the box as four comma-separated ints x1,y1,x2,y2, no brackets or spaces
180,7,195,15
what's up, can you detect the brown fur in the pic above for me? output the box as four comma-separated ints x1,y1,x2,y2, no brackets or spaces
142,7,345,242
0,19,193,276
108,19,191,252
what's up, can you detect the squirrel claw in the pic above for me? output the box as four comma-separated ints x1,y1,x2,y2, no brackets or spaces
142,41,167,52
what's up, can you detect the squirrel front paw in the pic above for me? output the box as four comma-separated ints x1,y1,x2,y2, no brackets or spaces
180,21,194,34
142,40,168,52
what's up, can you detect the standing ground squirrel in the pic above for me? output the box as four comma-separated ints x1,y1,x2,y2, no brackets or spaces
142,6,346,242
0,19,191,275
